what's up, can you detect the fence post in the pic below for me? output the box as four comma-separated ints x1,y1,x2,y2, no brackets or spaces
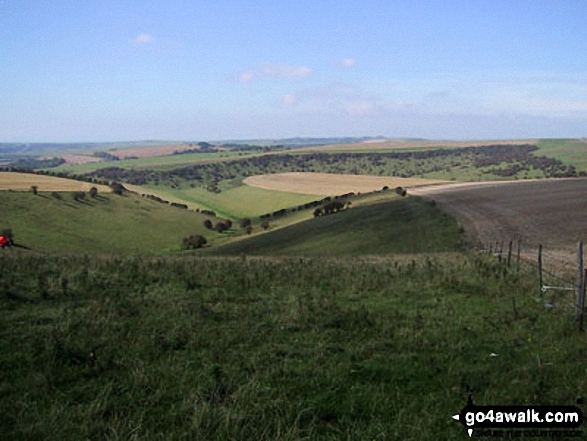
538,244,543,298
576,241,585,330
507,240,513,268
516,239,521,273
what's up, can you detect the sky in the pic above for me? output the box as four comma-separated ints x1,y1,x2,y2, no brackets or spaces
1,0,586,142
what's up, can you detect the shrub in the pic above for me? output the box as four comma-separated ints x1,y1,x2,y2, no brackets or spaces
89,187,98,198
182,235,207,249
240,218,252,229
261,221,270,230
31,186,38,195
203,220,213,229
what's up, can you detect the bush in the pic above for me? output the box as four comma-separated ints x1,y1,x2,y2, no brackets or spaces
203,220,213,229
182,235,207,249
73,191,86,201
261,221,270,230
240,218,252,229
89,187,98,198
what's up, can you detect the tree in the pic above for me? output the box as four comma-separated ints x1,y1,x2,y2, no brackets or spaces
240,218,252,229
89,187,98,198
31,186,38,195
313,208,322,218
109,182,126,195
203,219,213,229
182,235,207,249
215,222,228,232
261,221,270,230
245,225,253,235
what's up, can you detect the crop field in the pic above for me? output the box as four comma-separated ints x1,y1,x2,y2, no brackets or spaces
243,172,448,196
293,138,539,153
60,154,104,166
0,172,111,192
411,178,587,271
108,143,195,159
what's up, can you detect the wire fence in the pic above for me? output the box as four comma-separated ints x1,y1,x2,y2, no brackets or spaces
479,239,586,330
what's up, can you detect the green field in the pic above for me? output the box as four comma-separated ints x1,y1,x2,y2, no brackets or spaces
138,183,321,219
0,191,221,254
207,196,462,256
536,139,587,172
1,253,584,440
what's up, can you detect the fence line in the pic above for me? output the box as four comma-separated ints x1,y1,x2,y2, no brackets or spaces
480,239,586,331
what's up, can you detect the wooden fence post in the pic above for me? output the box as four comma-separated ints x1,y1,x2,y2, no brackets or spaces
576,241,585,330
516,239,521,273
538,244,543,298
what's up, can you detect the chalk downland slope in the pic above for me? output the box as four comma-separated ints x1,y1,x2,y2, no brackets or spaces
243,172,448,196
0,172,111,193
0,191,218,254
207,195,462,256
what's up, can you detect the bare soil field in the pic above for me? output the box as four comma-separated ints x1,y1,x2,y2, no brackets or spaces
60,154,104,166
108,143,195,159
411,178,587,274
243,172,448,196
294,139,538,152
0,172,111,192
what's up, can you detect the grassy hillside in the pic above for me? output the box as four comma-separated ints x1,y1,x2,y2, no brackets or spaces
0,191,220,254
207,196,462,256
1,253,584,440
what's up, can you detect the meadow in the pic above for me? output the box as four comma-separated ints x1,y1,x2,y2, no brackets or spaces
1,252,584,440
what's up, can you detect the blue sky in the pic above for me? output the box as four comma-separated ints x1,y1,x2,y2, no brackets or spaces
1,0,586,142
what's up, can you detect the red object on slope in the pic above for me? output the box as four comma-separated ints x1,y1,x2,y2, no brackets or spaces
0,236,9,248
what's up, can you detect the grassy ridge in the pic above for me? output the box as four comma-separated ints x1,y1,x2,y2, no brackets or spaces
0,253,584,439
0,191,218,254
208,196,462,256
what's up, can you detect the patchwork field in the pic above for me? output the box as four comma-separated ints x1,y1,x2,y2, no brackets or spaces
129,183,321,219
411,178,587,271
0,172,111,193
243,172,448,196
109,143,199,159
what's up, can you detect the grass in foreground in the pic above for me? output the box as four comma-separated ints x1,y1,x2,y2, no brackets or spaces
0,253,585,440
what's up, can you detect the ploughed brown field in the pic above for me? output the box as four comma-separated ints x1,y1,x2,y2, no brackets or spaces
293,139,539,152
411,178,587,273
0,172,111,192
243,172,448,196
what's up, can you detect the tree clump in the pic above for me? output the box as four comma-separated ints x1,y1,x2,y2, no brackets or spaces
182,235,207,249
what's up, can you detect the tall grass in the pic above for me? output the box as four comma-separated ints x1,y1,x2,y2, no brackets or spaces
0,252,585,440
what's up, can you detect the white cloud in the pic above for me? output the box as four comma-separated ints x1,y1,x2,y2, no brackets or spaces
283,94,296,105
340,58,356,69
258,63,313,79
239,63,313,82
238,70,255,83
133,33,153,45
